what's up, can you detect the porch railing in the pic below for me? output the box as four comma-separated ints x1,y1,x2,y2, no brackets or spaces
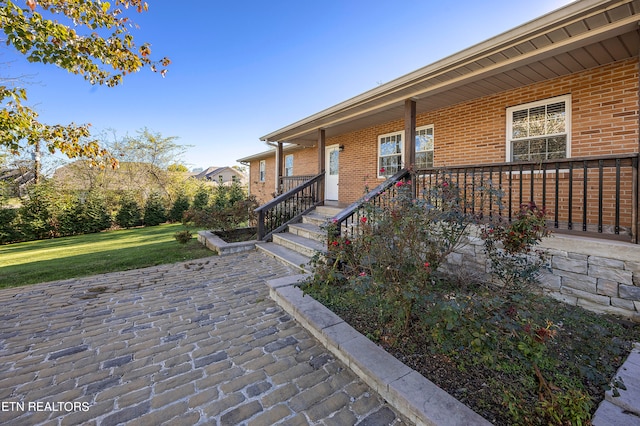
331,169,411,240
414,153,639,243
256,172,325,241
330,153,639,246
279,175,316,194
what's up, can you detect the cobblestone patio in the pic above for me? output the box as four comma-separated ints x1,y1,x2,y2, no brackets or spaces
0,252,408,425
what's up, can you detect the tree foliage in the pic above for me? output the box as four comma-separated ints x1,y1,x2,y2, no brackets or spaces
0,0,169,166
143,191,166,226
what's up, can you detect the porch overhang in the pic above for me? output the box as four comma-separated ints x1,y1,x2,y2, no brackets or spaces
260,0,640,146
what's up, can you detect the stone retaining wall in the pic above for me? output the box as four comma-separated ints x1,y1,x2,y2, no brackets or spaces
444,233,640,322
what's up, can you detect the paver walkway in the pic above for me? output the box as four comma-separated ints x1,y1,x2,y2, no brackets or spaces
0,252,408,426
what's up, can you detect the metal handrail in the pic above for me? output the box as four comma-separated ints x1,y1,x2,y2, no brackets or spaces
255,172,325,241
330,169,410,242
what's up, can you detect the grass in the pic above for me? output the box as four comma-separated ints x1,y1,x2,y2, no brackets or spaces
0,224,214,288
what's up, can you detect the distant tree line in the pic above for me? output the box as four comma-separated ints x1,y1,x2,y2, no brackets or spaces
0,129,256,244
0,179,256,245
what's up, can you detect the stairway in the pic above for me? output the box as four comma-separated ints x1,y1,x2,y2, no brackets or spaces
256,205,343,273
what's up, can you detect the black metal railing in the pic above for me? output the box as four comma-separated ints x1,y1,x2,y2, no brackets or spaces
330,169,411,241
256,172,325,241
414,153,639,243
279,175,316,194
329,154,639,246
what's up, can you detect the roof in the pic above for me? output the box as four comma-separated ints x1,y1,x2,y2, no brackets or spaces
194,166,247,180
260,0,640,146
237,144,307,163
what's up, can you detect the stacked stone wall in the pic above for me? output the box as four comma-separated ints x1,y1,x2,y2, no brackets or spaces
444,233,640,321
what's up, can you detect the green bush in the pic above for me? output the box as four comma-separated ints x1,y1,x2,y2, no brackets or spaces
173,229,192,244
185,183,257,233
18,181,65,240
0,207,23,244
300,176,608,424
481,201,550,294
143,192,167,226
81,191,112,233
168,192,190,223
191,185,211,210
317,178,471,332
115,194,142,228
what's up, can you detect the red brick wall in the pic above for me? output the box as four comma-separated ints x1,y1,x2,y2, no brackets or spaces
250,58,639,207
330,58,639,203
249,157,276,205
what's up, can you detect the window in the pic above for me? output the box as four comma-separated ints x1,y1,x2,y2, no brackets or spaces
232,175,238,183
285,154,294,177
259,160,266,182
415,125,434,169
378,131,403,178
218,175,223,184
506,95,570,162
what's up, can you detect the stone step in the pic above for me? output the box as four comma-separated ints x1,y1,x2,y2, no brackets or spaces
255,242,313,273
288,222,326,243
314,205,344,218
272,232,326,258
302,213,333,227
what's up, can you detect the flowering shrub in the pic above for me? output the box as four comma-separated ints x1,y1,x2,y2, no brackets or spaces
482,202,550,293
301,175,610,424
318,177,472,332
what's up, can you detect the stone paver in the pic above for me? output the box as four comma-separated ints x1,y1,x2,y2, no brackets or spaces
0,251,409,425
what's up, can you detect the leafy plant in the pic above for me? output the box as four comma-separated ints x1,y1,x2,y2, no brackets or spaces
185,183,258,233
168,192,190,223
115,193,142,228
143,192,167,226
173,229,192,244
482,202,550,294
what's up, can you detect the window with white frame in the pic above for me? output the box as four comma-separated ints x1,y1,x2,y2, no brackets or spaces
506,95,570,162
284,154,294,177
259,160,266,182
378,131,403,178
415,125,434,169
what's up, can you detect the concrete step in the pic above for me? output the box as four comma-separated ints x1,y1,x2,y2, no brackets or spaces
314,205,344,218
302,213,333,227
288,222,326,243
272,232,326,258
255,242,313,273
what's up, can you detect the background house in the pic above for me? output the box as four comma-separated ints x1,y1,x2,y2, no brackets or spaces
193,166,247,187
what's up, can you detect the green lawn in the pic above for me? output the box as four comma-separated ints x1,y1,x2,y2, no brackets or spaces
0,224,214,288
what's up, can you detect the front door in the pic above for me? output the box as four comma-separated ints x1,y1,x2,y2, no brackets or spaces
325,145,339,201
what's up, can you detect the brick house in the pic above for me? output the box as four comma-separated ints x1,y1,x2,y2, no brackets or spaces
237,0,640,320
239,0,640,243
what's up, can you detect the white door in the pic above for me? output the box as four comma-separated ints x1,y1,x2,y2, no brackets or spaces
325,145,339,201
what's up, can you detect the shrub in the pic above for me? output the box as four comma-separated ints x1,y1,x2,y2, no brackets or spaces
315,178,472,332
173,229,192,244
115,194,142,228
185,183,257,233
168,192,190,222
191,185,211,210
143,192,167,226
481,201,550,294
0,207,23,244
81,191,112,233
18,180,66,239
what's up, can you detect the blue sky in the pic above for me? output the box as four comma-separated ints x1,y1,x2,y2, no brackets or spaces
4,0,574,171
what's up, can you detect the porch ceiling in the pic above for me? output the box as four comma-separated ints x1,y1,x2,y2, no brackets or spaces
261,0,640,147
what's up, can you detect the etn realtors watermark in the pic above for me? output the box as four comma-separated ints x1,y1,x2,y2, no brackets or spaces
1,401,90,412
